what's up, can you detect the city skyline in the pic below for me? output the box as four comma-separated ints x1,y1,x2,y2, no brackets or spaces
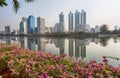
1,0,120,31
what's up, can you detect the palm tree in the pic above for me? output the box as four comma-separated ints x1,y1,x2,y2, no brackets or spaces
0,0,35,13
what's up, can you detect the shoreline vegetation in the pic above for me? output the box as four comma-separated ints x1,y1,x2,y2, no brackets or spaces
0,44,120,78
0,32,120,38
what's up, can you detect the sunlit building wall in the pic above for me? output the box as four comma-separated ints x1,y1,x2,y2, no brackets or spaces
37,17,45,34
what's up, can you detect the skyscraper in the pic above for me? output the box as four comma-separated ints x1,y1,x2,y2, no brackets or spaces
75,10,80,31
27,15,35,34
59,12,64,22
59,12,65,32
19,17,27,34
81,10,86,25
75,10,87,32
20,22,27,34
22,17,27,22
68,11,73,32
37,17,45,34
5,26,10,34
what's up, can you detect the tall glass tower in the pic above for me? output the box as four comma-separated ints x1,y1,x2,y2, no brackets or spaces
27,15,35,34
59,12,64,22
81,10,86,25
75,10,80,31
68,11,73,32
59,12,64,32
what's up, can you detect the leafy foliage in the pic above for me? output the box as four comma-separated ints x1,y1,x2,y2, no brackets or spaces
0,0,35,13
0,0,7,7
0,44,120,78
100,24,109,33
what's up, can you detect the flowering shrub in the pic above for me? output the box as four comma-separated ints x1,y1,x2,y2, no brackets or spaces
0,43,120,78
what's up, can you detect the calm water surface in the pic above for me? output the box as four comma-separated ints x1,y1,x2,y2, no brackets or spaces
0,37,120,67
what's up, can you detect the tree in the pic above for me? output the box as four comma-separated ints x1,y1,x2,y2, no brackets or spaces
100,24,108,33
0,0,35,13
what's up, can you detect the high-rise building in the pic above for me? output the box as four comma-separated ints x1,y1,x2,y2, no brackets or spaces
59,12,64,22
22,17,27,22
81,10,86,25
27,15,35,34
5,26,10,34
75,10,80,31
53,23,60,32
37,17,45,34
75,10,87,32
68,11,73,32
19,17,27,34
59,12,65,32
20,21,27,34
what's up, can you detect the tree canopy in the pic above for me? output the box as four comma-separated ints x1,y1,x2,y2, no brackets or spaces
0,0,35,13
100,24,109,33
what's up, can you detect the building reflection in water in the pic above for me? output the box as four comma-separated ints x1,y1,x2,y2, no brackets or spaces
19,37,28,49
75,39,86,60
5,36,11,45
53,38,65,55
37,37,46,51
18,37,104,60
28,38,36,50
69,39,74,57
3,37,120,60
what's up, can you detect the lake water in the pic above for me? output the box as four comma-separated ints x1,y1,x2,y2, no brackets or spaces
0,36,120,67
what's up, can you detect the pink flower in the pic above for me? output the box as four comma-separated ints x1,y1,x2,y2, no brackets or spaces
25,68,32,73
87,76,92,78
26,64,30,68
19,59,23,63
38,72,49,78
61,54,67,58
38,74,44,78
62,72,66,78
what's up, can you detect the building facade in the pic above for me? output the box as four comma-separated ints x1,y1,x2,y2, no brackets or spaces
37,17,45,34
76,24,85,32
75,10,80,31
45,27,52,33
19,21,27,34
68,11,73,32
5,26,10,34
81,10,86,25
59,12,65,32
53,23,60,32
75,10,86,32
27,15,35,34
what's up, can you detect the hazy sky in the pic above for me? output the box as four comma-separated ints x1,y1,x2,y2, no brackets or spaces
0,0,120,31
